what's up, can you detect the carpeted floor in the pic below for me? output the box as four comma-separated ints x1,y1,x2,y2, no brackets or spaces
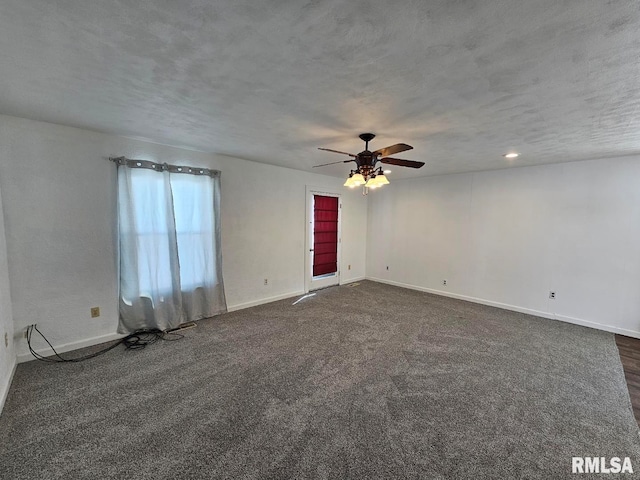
1,281,639,479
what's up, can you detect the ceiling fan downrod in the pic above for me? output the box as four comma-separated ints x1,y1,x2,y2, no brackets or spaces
359,133,375,152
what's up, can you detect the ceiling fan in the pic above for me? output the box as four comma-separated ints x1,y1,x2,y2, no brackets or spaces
314,133,424,190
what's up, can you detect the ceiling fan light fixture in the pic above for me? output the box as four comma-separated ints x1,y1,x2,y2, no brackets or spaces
344,173,355,187
351,173,365,186
365,174,388,189
376,173,389,185
315,133,422,190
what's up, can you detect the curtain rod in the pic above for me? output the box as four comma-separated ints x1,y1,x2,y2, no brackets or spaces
109,156,220,178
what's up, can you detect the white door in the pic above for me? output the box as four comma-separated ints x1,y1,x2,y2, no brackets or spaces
305,187,341,292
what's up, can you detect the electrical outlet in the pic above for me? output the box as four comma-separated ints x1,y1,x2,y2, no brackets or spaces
264,278,268,285
443,280,447,286
549,291,556,299
90,307,100,318
4,332,7,348
386,266,389,271
348,264,351,270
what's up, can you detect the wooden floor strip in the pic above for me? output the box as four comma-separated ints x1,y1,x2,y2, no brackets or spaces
616,334,640,427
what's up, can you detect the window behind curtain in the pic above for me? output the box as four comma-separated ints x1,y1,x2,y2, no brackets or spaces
127,168,175,297
170,173,217,290
117,161,226,333
127,170,216,295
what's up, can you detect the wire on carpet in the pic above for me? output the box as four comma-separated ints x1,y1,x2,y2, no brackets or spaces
26,324,184,363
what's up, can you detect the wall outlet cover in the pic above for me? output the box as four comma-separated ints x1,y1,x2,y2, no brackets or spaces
90,307,100,318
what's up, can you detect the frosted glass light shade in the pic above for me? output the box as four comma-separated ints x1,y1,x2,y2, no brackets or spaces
366,175,388,188
351,173,365,186
376,174,389,185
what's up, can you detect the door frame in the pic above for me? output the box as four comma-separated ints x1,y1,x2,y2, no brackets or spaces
305,186,342,293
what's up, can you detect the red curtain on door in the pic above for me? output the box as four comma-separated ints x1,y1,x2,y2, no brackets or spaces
313,195,338,277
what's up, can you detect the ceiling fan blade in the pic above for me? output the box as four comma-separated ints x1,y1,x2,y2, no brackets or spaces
379,157,425,168
318,147,357,157
373,143,413,157
313,159,355,168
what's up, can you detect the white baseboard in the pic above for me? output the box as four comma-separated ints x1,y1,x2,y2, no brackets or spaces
367,276,553,318
227,290,306,312
18,278,636,369
227,281,364,312
554,314,640,339
0,358,16,416
366,276,640,340
17,331,126,364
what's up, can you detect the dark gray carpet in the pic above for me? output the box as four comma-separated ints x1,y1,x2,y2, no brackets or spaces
1,281,639,479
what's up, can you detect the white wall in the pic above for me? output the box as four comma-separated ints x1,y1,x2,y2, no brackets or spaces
367,157,640,337
0,115,367,361
7,108,639,380
217,157,367,310
0,180,15,413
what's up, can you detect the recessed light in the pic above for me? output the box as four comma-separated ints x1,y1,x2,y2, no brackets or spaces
383,170,391,174
503,152,519,159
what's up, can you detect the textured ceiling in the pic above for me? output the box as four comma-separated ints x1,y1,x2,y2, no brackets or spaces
1,1,640,179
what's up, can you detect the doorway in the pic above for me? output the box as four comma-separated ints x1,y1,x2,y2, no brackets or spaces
305,188,341,292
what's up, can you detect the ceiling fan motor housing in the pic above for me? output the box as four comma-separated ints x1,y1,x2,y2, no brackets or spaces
358,151,375,164
355,135,379,177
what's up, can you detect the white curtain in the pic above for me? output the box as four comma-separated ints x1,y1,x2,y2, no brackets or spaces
117,160,226,333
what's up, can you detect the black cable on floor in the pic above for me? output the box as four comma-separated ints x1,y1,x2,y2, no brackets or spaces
121,329,183,350
26,324,184,363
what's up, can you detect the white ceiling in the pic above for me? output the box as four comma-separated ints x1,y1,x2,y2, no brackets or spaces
1,1,640,179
